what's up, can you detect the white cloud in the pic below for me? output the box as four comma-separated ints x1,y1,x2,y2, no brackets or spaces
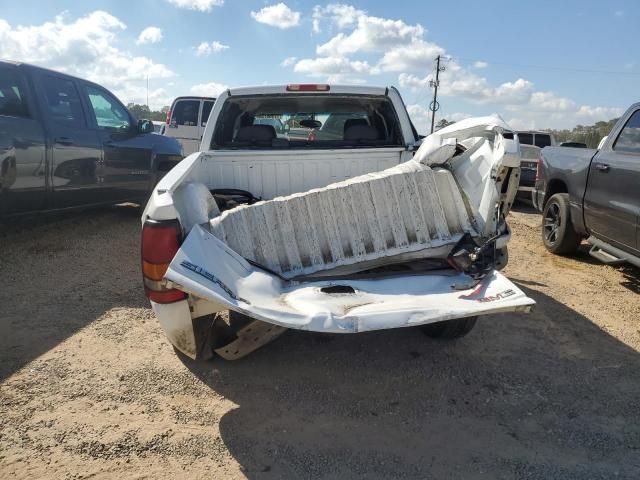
294,56,372,76
376,40,444,72
190,81,228,97
280,56,297,67
406,104,431,133
0,11,173,109
136,26,162,45
325,74,367,85
167,0,224,12
195,40,229,56
316,14,424,57
494,79,534,104
400,67,533,105
292,4,622,129
527,91,575,112
298,7,435,77
312,4,363,33
251,3,301,29
406,104,471,135
575,105,624,122
507,104,624,131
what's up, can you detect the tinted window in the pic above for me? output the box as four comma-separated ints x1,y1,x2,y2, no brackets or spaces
201,100,215,126
254,117,285,134
320,112,368,137
534,134,551,148
85,86,131,130
0,66,30,118
172,100,199,126
520,145,541,160
213,95,401,150
518,133,533,145
42,75,85,127
503,132,514,140
614,110,640,154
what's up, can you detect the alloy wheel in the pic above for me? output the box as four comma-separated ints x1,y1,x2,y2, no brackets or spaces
544,202,561,244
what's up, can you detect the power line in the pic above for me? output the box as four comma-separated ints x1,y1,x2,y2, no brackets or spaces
449,56,640,76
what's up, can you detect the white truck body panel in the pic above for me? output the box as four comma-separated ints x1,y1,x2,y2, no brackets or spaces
165,225,534,334
195,148,411,199
207,153,475,279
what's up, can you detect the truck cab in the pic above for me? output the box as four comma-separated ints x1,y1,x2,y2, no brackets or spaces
164,96,216,156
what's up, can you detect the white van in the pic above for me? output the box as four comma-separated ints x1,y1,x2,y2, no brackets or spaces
164,96,216,155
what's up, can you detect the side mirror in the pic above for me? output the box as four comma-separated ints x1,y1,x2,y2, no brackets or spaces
138,119,154,134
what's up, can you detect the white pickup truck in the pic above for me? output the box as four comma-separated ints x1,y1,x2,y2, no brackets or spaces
141,84,535,360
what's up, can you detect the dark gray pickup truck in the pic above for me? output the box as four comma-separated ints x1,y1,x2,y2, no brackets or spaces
534,103,640,268
0,60,183,216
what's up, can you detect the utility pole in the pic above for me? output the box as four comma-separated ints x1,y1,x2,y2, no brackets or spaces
429,55,446,133
146,75,149,107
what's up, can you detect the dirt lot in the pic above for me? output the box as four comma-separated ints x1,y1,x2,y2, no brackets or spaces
1,205,639,479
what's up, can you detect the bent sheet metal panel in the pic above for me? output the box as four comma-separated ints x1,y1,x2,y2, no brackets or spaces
208,156,476,279
200,148,406,199
165,226,535,333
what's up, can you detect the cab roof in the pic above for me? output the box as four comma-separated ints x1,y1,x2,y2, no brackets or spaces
226,84,389,97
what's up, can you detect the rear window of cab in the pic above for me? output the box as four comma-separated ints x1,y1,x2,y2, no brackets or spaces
211,94,403,150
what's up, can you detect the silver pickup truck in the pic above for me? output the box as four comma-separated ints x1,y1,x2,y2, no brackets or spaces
141,84,534,361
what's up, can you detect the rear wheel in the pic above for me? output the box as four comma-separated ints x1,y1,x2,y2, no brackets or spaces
420,316,478,339
542,193,580,255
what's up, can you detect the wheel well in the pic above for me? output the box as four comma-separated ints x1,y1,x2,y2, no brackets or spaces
544,179,568,207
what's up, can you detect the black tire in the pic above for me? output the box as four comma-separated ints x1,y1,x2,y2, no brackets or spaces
542,193,580,255
420,316,478,339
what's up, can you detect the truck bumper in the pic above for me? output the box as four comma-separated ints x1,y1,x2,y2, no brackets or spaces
156,226,534,348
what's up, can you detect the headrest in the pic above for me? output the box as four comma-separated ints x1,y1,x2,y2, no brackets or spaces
344,124,379,141
235,124,276,143
343,118,368,133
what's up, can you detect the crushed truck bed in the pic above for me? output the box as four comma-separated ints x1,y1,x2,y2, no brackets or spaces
161,116,533,339
208,157,476,279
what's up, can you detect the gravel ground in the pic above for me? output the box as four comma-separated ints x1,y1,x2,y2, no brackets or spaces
1,205,639,479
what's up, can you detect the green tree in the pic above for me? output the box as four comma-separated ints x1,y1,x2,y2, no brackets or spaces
545,117,619,149
127,103,151,120
435,118,455,131
126,103,169,122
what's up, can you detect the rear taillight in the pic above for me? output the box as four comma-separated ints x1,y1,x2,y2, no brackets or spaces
535,153,543,181
165,109,171,125
307,130,317,141
141,220,186,304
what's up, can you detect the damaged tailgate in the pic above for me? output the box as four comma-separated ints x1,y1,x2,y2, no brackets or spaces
165,225,535,333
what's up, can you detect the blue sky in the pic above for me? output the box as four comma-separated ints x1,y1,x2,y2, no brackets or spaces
0,0,637,131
